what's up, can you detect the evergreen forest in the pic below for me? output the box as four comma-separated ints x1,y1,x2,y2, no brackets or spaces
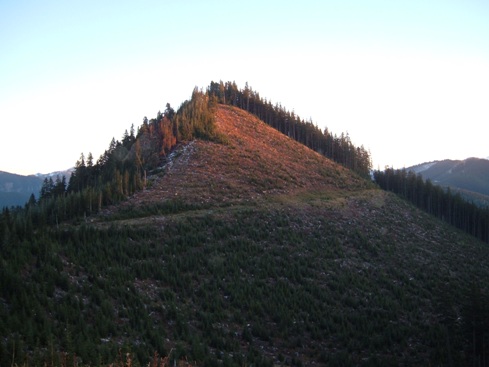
373,168,489,243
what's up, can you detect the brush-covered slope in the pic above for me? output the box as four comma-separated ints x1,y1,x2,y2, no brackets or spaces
3,105,489,367
113,104,368,212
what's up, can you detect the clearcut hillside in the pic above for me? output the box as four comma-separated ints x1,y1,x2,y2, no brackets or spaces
2,103,489,367
111,104,370,212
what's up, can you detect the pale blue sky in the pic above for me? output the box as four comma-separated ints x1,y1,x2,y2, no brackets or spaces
1,0,488,175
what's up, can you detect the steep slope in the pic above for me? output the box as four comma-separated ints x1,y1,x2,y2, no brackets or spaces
90,105,489,365
112,104,369,212
3,105,489,367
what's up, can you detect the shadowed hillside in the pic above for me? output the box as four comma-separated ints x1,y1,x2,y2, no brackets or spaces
0,171,42,208
408,158,489,207
2,99,489,366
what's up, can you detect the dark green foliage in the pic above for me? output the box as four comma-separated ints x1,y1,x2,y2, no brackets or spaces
3,193,489,365
408,158,489,206
175,87,224,143
208,80,372,178
463,283,489,365
3,88,226,232
374,168,489,243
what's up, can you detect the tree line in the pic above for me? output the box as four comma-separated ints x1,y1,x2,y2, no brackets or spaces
1,88,220,232
373,168,489,243
207,81,372,178
2,82,372,231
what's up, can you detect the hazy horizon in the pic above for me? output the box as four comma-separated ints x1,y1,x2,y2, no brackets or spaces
2,0,488,175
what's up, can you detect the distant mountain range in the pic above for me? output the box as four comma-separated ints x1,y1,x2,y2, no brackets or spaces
407,157,489,206
0,169,73,209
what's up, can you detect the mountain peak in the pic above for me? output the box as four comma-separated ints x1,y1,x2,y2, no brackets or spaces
4,86,489,367
116,104,370,212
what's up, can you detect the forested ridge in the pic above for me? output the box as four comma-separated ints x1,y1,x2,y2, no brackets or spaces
0,83,376,366
3,83,489,366
2,82,371,228
374,168,489,243
207,81,372,178
2,88,220,228
407,158,489,208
